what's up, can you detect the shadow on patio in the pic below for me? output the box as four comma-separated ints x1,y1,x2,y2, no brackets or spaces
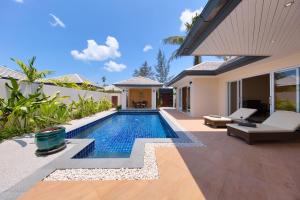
18,109,300,200
162,108,300,200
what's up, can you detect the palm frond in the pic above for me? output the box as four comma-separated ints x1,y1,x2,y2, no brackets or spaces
168,49,180,63
163,36,185,45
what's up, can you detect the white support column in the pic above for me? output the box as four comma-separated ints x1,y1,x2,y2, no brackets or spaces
190,81,195,117
121,88,127,110
151,88,157,109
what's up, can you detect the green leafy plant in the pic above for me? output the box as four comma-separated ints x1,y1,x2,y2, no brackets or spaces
69,96,112,119
44,78,80,89
116,105,122,111
11,56,53,83
0,59,112,141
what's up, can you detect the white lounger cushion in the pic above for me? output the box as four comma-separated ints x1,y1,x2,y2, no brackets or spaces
227,123,291,133
203,116,232,122
229,108,257,120
204,108,257,122
262,111,300,131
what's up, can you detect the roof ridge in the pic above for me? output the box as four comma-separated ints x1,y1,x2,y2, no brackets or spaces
187,61,224,70
74,73,84,83
0,65,24,75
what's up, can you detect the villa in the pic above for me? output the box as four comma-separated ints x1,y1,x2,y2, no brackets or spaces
1,0,300,200
168,0,300,123
114,76,163,109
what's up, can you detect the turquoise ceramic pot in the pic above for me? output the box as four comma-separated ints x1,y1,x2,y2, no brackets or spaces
35,127,66,152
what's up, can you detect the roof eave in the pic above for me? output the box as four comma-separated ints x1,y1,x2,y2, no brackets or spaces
166,56,268,86
113,84,163,88
178,0,242,56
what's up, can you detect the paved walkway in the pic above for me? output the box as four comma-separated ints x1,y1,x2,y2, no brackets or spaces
0,136,73,194
18,109,300,199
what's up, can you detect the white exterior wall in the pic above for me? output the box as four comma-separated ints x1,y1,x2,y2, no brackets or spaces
121,88,127,109
118,86,159,110
0,80,121,105
151,88,157,109
190,77,219,117
217,51,300,116
171,51,300,118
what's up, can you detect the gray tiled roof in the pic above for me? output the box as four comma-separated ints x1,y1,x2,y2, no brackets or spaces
0,66,27,80
114,76,163,87
104,85,121,91
187,61,224,71
43,74,91,84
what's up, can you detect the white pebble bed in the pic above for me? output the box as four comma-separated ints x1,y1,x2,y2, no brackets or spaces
44,142,203,181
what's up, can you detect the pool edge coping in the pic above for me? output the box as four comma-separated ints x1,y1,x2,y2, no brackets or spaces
0,108,201,200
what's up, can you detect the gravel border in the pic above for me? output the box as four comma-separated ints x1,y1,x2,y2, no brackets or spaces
44,142,203,181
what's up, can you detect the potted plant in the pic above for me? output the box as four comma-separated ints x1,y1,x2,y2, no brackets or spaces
35,126,66,155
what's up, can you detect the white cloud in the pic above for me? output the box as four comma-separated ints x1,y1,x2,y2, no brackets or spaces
49,13,66,28
14,0,23,3
104,61,126,72
143,45,153,52
71,36,121,61
179,8,202,32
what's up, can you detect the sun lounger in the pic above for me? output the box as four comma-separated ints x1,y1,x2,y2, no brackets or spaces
204,108,257,128
227,111,300,144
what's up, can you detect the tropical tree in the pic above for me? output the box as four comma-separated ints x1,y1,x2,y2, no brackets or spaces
164,13,201,65
216,56,233,61
133,61,155,79
155,49,170,84
11,56,53,83
101,76,106,86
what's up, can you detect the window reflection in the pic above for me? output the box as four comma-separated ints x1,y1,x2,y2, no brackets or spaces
274,69,297,111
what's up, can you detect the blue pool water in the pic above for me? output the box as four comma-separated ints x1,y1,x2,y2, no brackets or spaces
73,112,177,158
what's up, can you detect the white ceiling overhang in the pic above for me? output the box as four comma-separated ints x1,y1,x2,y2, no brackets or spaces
189,0,300,56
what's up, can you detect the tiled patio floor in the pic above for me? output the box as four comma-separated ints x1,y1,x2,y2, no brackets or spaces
19,109,300,200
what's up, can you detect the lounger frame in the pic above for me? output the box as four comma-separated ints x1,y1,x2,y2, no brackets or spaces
227,126,300,145
204,118,231,128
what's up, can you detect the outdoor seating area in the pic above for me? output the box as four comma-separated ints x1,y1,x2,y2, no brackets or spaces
15,108,300,200
203,108,257,128
227,111,300,144
132,100,148,108
2,0,300,199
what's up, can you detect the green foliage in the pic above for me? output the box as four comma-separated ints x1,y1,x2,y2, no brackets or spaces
163,14,201,64
11,56,53,83
116,105,122,111
101,76,106,86
69,96,112,119
133,61,155,79
45,78,80,89
155,49,170,84
0,79,112,141
275,100,296,111
79,81,98,91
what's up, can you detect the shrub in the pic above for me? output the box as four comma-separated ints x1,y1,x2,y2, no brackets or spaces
0,81,112,141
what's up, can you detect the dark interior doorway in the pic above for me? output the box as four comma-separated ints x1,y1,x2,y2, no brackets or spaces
242,74,270,122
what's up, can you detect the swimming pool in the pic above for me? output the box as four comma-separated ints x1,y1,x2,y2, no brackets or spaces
71,112,177,158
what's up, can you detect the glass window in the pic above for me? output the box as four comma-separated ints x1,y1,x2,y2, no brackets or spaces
274,69,297,111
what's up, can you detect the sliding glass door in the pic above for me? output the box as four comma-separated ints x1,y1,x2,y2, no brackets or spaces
178,88,182,111
228,81,242,114
181,86,190,112
227,67,300,116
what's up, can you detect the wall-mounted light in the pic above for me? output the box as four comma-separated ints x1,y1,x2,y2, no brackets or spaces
284,0,295,7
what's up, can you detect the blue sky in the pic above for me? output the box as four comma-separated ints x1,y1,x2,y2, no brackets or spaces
0,0,221,84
